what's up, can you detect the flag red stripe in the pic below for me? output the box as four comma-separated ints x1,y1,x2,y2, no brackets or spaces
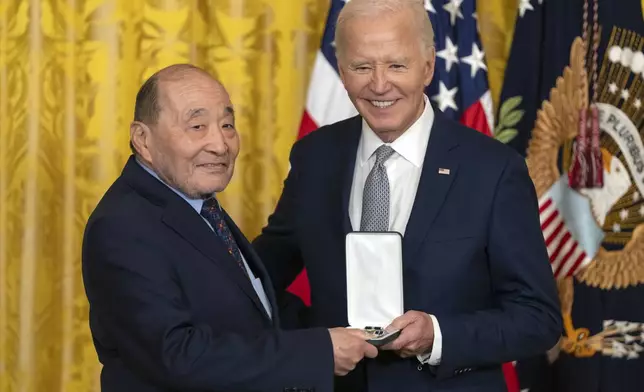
460,101,492,136
298,111,319,139
502,362,520,392
544,221,564,246
539,198,553,213
549,232,571,264
566,252,587,278
285,110,319,306
556,242,579,277
541,210,559,232
287,270,311,306
552,252,567,277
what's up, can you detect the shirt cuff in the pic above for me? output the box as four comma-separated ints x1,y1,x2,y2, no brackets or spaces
417,314,442,366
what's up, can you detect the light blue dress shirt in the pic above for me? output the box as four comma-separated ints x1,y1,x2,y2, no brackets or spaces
137,161,272,318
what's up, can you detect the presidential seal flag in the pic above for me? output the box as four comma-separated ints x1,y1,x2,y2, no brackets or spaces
528,32,644,356
499,0,644,391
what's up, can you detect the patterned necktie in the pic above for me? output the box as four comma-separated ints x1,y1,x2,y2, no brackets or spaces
201,198,248,277
360,145,395,231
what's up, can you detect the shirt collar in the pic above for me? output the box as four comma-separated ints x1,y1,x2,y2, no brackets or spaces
359,94,434,168
136,159,205,213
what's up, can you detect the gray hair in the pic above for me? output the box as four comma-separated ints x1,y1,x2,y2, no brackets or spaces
334,0,435,61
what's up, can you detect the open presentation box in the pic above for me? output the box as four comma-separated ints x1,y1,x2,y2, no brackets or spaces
346,231,404,346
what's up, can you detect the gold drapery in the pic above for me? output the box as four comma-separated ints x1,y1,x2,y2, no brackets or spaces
0,1,516,390
476,0,518,112
0,1,327,390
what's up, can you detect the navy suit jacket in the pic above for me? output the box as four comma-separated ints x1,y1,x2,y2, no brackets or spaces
253,111,563,392
82,156,334,392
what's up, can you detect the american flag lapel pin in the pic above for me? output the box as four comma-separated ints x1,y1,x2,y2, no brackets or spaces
438,168,450,175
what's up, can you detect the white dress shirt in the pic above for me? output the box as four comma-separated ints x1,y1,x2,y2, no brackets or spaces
348,95,442,365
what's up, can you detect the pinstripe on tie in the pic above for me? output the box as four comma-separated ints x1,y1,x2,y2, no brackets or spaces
360,145,395,231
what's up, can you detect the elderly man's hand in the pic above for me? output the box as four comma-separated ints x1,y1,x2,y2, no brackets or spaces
329,328,378,375
380,311,434,358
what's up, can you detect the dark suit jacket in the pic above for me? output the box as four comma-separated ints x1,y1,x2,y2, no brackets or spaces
82,156,334,392
253,111,563,392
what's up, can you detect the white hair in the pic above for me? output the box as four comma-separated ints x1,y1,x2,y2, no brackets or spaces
334,0,435,61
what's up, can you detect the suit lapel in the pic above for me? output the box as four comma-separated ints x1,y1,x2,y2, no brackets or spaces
340,117,363,234
403,112,460,261
120,156,270,319
161,200,270,321
224,212,277,324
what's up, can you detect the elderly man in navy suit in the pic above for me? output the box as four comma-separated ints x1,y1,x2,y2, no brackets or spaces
253,0,562,391
82,64,377,392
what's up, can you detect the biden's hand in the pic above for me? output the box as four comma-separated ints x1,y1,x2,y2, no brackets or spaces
381,311,434,358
